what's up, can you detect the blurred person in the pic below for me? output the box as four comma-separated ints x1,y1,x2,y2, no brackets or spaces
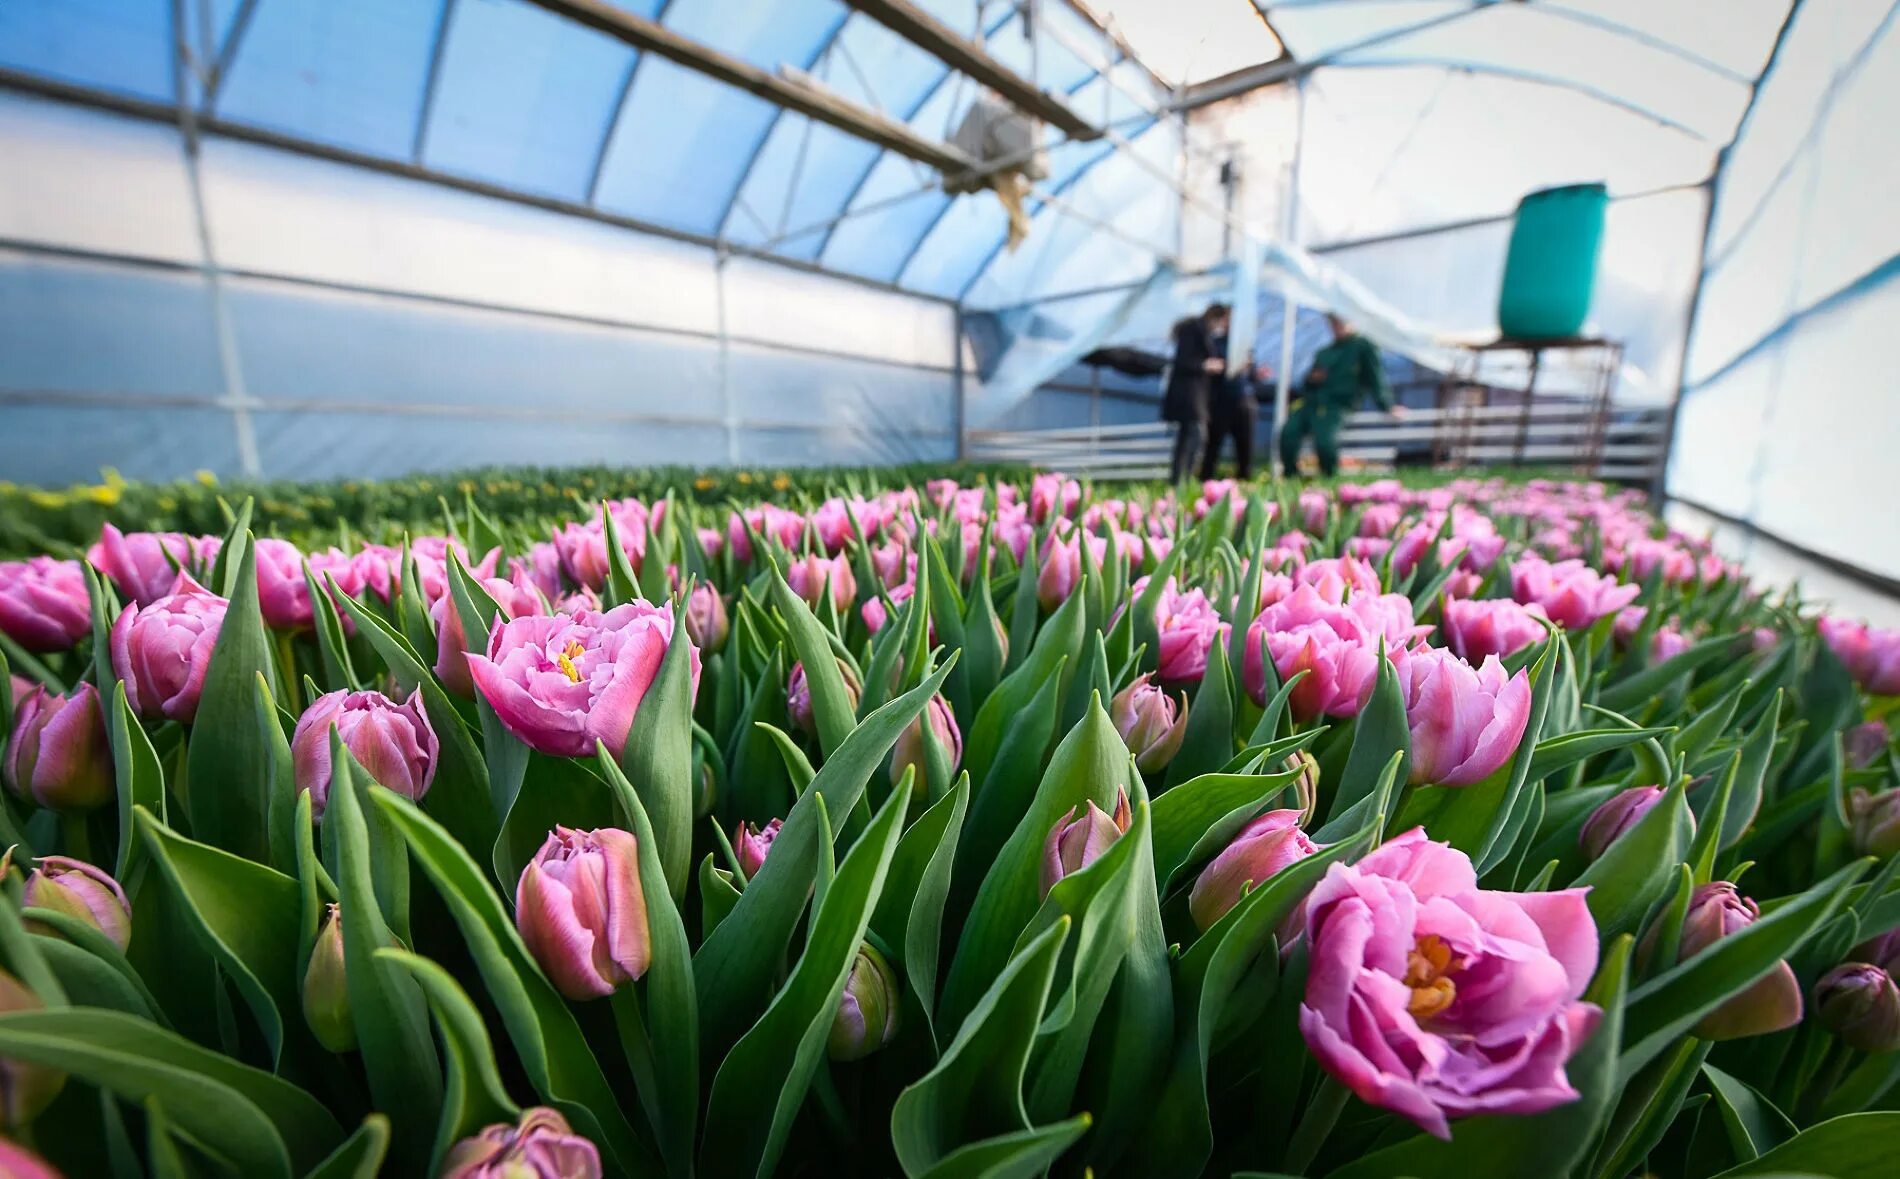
1279,313,1402,478
1201,351,1271,480
1164,302,1231,482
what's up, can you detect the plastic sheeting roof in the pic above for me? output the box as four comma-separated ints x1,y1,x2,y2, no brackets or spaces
0,0,1166,302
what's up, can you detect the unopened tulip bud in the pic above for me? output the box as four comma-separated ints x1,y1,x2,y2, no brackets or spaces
290,689,439,819
1815,963,1900,1053
891,696,961,792
684,584,729,653
1040,789,1132,898
1845,720,1891,769
1642,882,1802,1040
1848,788,1900,857
696,759,717,818
23,856,131,951
109,573,227,722
0,967,64,1127
303,904,355,1052
1579,785,1685,862
0,1137,62,1179
440,1107,602,1179
828,943,901,1061
787,659,862,735
732,818,781,879
1855,930,1900,976
516,827,650,1000
1189,809,1318,931
1110,675,1188,773
4,683,113,814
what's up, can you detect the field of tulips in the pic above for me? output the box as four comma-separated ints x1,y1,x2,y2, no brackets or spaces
1,468,1899,1179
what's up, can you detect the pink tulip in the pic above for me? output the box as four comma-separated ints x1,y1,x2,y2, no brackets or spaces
1188,809,1318,931
1845,720,1889,769
23,855,131,950
829,944,901,1061
440,1107,603,1179
291,689,439,818
348,543,403,603
251,538,313,630
1301,828,1600,1139
1029,473,1081,523
683,583,728,653
516,826,649,1001
1036,532,1090,612
1650,627,1691,663
1110,675,1188,773
3,683,113,813
1358,503,1403,538
1815,963,1900,1053
0,1137,62,1179
1136,577,1228,683
1298,489,1330,532
1040,789,1132,898
811,498,858,553
88,524,197,604
1818,616,1900,695
1510,557,1639,630
732,817,781,879
0,557,90,654
1399,649,1533,786
431,575,545,698
467,602,699,760
785,553,857,616
109,573,226,723
1441,598,1547,664
1296,557,1382,602
1242,584,1428,718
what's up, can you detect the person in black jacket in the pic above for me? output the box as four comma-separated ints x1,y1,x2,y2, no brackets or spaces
1163,303,1230,482
1201,351,1270,480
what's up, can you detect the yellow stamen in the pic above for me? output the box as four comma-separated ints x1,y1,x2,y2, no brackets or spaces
557,639,586,683
1403,934,1460,1020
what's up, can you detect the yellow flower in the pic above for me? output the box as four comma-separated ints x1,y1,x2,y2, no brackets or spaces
694,476,716,491
194,469,218,486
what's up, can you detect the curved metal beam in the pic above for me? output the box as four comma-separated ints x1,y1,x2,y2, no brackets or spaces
712,11,853,237
1319,57,1715,140
586,0,677,206
412,0,460,162
810,7,1018,263
1533,3,1755,85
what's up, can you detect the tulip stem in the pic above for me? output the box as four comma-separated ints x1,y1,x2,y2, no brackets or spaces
811,1063,855,1150
1283,1075,1349,1175
59,812,92,863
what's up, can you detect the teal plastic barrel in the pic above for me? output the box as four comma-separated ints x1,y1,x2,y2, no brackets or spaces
1497,183,1608,340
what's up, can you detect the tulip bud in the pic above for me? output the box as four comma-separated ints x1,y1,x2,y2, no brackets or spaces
109,573,227,723
696,759,717,819
1578,786,1687,862
290,689,440,819
1189,809,1318,931
516,827,650,1000
1855,930,1900,976
732,818,781,880
1848,788,1900,857
890,696,961,793
0,556,90,654
1040,789,1132,898
1845,720,1891,770
23,856,131,951
4,683,113,813
440,1107,603,1179
787,659,862,736
0,967,65,1127
785,553,857,615
1815,963,1900,1052
1109,676,1188,774
828,943,901,1061
1643,882,1802,1040
684,584,729,653
303,904,356,1052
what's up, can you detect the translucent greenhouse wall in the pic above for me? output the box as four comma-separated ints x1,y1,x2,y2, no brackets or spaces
1667,3,1900,583
0,92,961,485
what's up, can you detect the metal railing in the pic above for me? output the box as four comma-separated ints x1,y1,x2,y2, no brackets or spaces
964,400,1672,483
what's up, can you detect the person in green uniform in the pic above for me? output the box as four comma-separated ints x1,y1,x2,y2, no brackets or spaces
1279,313,1403,478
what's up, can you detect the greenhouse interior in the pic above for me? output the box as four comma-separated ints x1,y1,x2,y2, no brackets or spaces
1,2,1899,1178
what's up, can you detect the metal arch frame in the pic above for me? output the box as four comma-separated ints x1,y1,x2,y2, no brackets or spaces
952,113,1164,304
806,7,1021,266
586,0,678,206
412,0,461,162
1318,57,1716,141
1533,2,1753,86
888,59,1111,291
709,10,855,238
198,0,261,112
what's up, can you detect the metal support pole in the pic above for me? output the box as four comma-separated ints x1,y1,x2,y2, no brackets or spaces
952,305,968,462
714,247,738,465
1272,77,1306,460
173,0,260,479
1515,347,1540,465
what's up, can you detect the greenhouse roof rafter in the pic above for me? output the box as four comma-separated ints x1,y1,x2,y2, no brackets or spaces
841,0,1102,139
411,0,460,163
1322,58,1713,140
517,0,977,173
197,0,262,111
714,10,854,241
